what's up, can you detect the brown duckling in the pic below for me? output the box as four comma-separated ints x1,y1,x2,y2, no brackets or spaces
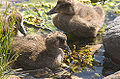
1,11,27,36
46,0,105,38
12,31,70,70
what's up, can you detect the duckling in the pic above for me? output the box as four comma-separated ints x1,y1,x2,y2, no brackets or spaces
46,0,105,38
1,11,27,36
12,31,70,70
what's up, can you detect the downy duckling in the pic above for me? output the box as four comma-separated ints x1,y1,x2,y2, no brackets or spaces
46,0,105,38
12,31,70,70
1,11,27,36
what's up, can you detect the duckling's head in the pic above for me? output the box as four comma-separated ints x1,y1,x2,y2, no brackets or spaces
45,31,71,52
46,0,75,15
5,12,27,36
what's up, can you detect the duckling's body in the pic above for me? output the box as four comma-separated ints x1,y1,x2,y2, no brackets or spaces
12,31,70,70
1,11,27,36
47,0,104,38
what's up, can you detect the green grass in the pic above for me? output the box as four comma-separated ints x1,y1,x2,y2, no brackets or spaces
0,5,18,79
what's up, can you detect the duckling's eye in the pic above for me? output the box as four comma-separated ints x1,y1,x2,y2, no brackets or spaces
57,37,65,44
65,2,71,5
60,3,71,8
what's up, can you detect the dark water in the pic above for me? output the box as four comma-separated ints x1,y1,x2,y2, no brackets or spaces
74,46,105,79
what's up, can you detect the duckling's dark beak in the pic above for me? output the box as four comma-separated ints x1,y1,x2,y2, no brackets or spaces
46,7,57,15
64,45,71,52
17,22,27,36
61,42,71,55
64,45,71,55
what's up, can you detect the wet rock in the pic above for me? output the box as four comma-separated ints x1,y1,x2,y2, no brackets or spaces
8,75,21,79
103,71,120,79
52,68,71,79
87,44,102,52
18,67,54,78
103,16,120,66
102,57,120,76
71,76,83,79
17,67,71,79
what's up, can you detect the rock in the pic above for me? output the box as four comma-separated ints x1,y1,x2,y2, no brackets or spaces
87,44,102,52
71,76,83,79
103,71,120,79
16,67,71,79
102,57,120,76
18,67,54,78
103,16,120,66
8,75,21,79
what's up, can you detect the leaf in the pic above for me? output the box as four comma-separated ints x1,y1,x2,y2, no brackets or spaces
95,73,100,77
66,59,71,63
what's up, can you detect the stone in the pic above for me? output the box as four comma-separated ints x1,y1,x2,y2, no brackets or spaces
104,71,120,79
103,16,120,66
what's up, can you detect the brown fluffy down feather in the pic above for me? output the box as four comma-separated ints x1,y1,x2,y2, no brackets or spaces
47,0,105,38
12,31,69,70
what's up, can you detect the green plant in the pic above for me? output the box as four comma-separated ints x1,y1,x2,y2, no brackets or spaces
63,45,94,74
14,1,57,34
0,6,18,79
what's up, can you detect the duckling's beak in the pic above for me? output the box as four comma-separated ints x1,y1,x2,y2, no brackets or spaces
17,22,27,36
64,45,71,53
64,45,71,55
46,6,57,15
62,42,71,55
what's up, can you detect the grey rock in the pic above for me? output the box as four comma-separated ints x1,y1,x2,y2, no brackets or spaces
103,16,120,65
104,71,120,79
